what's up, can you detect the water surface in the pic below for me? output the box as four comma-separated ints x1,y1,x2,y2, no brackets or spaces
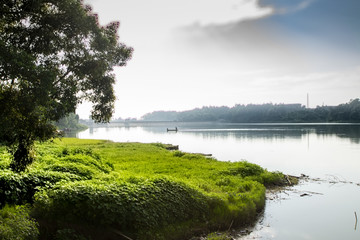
76,122,360,239
77,123,360,181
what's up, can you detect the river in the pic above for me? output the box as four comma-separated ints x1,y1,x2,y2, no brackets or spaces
74,122,360,239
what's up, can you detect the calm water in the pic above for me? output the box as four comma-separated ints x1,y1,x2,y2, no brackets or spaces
75,122,360,239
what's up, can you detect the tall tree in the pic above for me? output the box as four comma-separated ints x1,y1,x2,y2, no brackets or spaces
0,0,132,171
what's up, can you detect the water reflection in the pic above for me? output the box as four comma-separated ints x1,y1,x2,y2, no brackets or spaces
237,180,360,240
181,129,304,141
141,123,360,143
76,123,360,181
81,122,360,143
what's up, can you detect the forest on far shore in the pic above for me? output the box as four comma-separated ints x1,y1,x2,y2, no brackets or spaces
141,98,360,123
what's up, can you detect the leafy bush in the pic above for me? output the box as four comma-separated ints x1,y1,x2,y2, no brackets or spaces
0,150,11,170
0,169,83,207
33,177,210,239
0,171,27,206
0,205,39,240
42,162,96,179
36,145,114,177
225,161,264,177
0,142,116,207
173,150,186,157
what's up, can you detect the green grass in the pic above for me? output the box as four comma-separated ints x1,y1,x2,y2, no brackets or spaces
0,138,288,240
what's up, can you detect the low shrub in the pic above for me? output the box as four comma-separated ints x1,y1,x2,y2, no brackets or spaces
0,150,11,170
33,177,210,239
0,205,39,240
37,146,114,178
0,142,115,207
42,162,96,179
225,161,264,177
0,169,83,207
173,150,186,157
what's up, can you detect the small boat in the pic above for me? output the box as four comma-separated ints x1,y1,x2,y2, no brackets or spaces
167,127,178,132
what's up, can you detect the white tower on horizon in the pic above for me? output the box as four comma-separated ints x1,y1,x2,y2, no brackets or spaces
307,93,309,108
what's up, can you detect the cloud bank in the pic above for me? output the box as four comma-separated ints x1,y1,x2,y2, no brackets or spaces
79,0,360,118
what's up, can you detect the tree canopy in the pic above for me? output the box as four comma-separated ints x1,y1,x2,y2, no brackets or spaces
0,0,132,171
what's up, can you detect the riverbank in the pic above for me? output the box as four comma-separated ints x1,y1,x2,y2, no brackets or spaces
0,138,294,240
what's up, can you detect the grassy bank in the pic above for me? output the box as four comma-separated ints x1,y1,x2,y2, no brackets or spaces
0,138,289,240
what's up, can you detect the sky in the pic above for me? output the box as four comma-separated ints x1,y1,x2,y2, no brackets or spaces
79,0,360,119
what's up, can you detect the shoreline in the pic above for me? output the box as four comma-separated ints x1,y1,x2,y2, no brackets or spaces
1,138,294,240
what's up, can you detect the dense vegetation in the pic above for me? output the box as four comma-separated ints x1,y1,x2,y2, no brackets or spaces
0,138,289,240
142,99,360,123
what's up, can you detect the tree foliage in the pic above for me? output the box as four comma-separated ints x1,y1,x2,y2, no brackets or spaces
0,0,132,171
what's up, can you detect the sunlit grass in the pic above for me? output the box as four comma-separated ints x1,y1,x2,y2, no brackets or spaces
1,138,286,239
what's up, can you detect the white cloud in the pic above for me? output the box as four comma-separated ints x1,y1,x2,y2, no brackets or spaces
77,0,360,119
84,0,272,28
271,0,314,15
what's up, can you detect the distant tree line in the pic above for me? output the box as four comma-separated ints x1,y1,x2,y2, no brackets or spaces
142,99,360,123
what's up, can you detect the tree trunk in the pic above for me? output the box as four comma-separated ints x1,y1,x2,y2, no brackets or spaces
10,140,34,172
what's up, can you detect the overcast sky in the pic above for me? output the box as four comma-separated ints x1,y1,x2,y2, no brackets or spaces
79,0,360,119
